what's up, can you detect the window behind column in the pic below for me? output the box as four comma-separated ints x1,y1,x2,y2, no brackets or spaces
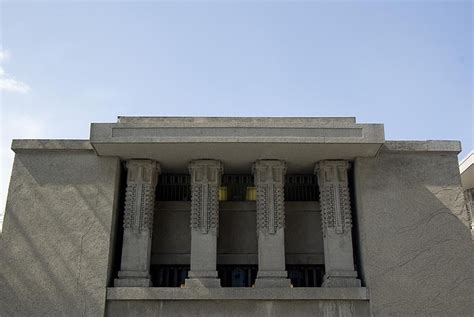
285,175,325,287
151,174,191,287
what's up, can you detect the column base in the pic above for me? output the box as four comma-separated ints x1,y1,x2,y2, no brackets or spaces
254,270,291,288
184,270,221,288
322,270,361,287
114,270,152,287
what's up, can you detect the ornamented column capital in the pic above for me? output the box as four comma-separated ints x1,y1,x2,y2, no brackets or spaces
253,160,287,235
314,160,352,237
314,160,350,186
189,159,223,235
126,160,161,185
123,159,161,234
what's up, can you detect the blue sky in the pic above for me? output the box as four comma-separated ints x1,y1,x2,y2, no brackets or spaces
0,1,472,227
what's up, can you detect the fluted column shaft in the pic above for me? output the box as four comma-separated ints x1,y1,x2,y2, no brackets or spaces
115,159,160,287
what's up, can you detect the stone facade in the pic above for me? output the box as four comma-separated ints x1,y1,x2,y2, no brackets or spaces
1,117,473,317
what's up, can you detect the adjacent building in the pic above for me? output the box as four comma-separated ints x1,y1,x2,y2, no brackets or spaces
460,150,474,234
1,117,473,316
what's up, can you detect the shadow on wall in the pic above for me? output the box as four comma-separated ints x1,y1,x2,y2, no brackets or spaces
355,152,474,316
0,152,117,316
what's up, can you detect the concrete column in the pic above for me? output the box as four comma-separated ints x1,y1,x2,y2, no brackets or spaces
185,160,223,288
315,160,361,287
253,160,291,287
115,159,160,287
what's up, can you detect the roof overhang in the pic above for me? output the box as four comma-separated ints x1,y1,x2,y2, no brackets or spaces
90,117,385,173
460,151,474,189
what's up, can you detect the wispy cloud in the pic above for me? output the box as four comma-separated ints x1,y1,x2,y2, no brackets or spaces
0,50,30,94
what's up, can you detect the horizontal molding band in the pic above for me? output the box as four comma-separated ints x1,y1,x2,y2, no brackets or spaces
107,287,369,301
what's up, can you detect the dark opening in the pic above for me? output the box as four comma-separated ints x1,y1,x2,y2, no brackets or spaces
218,265,258,287
109,162,127,286
156,174,191,201
285,175,319,201
287,265,325,287
349,164,363,286
151,265,190,287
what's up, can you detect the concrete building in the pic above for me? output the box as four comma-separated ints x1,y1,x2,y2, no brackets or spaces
460,150,474,234
1,117,473,317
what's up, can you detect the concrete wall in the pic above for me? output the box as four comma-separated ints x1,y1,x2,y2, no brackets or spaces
152,202,191,265
151,201,323,266
354,147,474,316
106,287,370,317
0,149,121,317
218,201,258,265
107,299,369,317
285,201,324,265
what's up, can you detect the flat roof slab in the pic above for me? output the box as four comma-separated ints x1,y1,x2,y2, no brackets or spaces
91,116,384,144
90,117,385,172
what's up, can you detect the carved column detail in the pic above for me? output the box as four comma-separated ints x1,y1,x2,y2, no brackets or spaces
253,160,291,287
190,173,220,234
315,160,361,287
115,159,160,287
317,161,353,237
256,179,285,235
123,161,158,234
185,160,223,288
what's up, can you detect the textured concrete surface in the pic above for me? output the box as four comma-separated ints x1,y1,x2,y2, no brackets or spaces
107,287,369,317
117,116,358,125
107,299,369,317
152,202,191,265
218,201,258,265
11,139,93,151
0,149,121,316
90,117,385,173
107,286,369,300
92,117,384,145
354,147,474,316
151,201,323,266
384,140,461,152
